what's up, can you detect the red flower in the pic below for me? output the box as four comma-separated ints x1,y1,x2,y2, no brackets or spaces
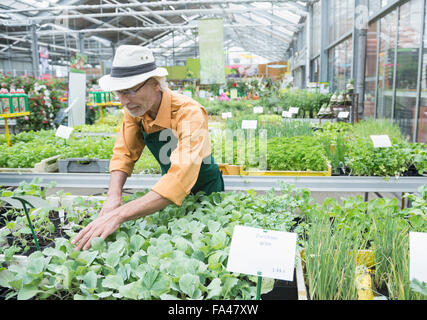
43,120,48,124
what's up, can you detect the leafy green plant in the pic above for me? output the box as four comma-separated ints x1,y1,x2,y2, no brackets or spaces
346,137,413,176
0,184,311,300
267,136,328,171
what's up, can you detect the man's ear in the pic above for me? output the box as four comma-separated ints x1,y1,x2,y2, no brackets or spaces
152,79,161,92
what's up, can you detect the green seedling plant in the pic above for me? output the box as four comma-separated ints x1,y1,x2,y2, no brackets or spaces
302,211,367,300
0,184,311,300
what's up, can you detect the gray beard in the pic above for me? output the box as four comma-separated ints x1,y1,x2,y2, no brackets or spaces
127,107,146,117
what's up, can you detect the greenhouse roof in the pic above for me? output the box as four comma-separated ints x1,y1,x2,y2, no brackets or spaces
0,0,310,65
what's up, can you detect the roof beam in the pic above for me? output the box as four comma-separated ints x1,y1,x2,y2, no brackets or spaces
0,1,308,14
0,8,299,24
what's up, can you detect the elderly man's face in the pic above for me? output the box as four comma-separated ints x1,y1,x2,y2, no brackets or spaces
116,79,161,117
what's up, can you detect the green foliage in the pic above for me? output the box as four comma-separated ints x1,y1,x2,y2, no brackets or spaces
0,130,160,173
267,136,328,171
0,184,311,300
345,137,413,176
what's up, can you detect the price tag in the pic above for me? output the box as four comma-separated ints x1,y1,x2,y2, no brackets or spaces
288,107,299,114
253,107,263,114
241,120,257,129
410,232,427,283
55,125,74,139
227,225,297,281
222,112,232,119
282,111,293,118
370,135,392,148
338,111,349,119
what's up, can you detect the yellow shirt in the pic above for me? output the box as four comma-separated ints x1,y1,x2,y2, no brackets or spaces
109,88,212,206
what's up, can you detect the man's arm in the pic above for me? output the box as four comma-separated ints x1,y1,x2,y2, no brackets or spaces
99,170,128,216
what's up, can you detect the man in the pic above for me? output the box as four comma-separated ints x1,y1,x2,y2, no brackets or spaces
71,45,224,251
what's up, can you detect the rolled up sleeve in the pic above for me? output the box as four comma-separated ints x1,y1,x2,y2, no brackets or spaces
151,105,211,206
109,109,145,177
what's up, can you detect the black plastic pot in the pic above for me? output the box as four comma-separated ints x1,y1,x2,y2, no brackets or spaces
261,269,298,300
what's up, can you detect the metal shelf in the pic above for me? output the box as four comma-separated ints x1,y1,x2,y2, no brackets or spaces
0,173,426,193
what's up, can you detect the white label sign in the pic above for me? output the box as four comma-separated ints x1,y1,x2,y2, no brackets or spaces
242,120,257,129
410,232,427,283
288,107,299,114
227,225,297,281
338,111,350,119
282,111,293,118
253,107,263,114
221,112,232,119
370,135,392,148
55,125,74,139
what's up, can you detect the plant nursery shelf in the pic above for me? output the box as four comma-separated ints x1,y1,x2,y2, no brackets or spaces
0,173,425,193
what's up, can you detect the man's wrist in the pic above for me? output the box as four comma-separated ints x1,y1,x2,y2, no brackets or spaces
107,190,122,199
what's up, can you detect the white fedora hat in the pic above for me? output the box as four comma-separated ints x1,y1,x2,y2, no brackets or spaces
98,45,168,91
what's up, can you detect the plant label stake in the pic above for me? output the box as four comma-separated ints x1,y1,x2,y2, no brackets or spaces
338,111,349,119
0,196,51,252
241,120,257,130
370,135,392,148
226,225,297,300
253,107,263,114
55,125,74,146
409,232,427,283
289,107,299,115
282,111,293,118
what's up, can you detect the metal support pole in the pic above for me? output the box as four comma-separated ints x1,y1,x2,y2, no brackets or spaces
319,0,329,83
31,23,40,78
354,0,368,118
391,7,400,122
78,33,85,54
413,0,426,142
306,4,312,86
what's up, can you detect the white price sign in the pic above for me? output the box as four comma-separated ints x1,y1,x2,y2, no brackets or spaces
241,120,257,129
222,112,232,119
338,111,350,119
410,232,427,283
253,107,263,114
227,225,297,281
288,107,299,114
282,111,293,118
370,135,392,148
55,125,74,139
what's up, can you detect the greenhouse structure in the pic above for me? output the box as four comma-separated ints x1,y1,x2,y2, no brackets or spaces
0,0,426,304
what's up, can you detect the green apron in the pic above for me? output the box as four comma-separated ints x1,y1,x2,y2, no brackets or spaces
141,124,224,196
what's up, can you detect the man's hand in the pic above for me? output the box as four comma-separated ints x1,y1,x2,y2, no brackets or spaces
71,190,172,251
71,208,123,251
99,196,122,217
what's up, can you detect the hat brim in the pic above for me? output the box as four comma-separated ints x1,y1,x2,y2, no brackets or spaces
98,67,168,91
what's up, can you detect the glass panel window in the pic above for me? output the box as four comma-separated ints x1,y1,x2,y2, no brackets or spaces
418,2,427,143
364,22,379,117
369,0,381,16
376,9,397,119
329,0,354,44
394,0,423,140
329,37,353,92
